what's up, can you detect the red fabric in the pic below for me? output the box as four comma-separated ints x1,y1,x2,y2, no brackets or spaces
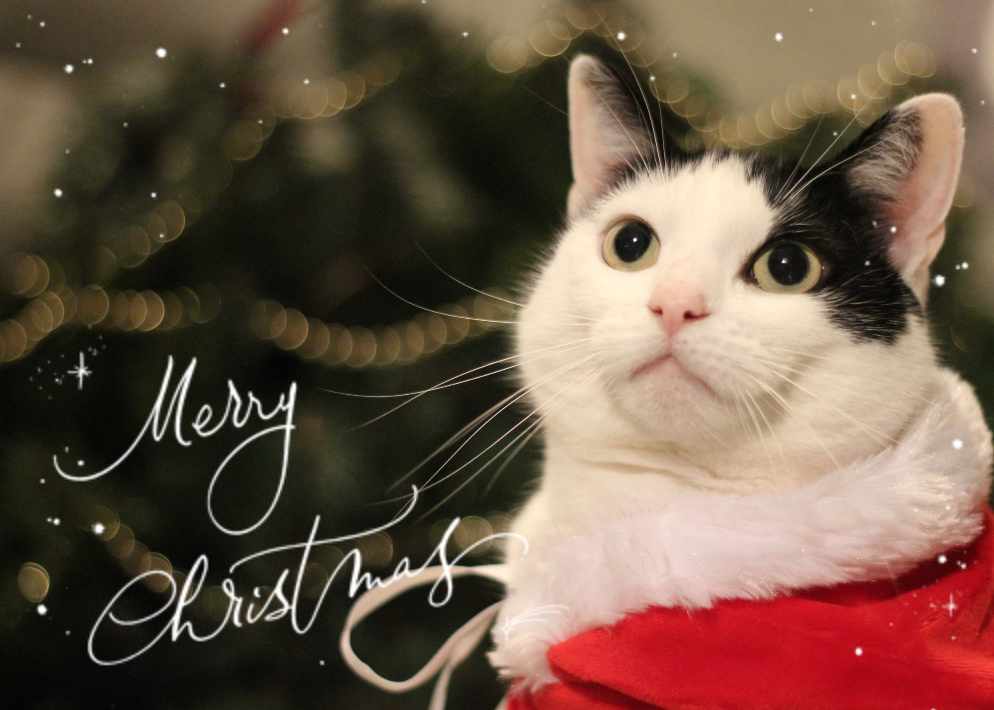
508,506,994,710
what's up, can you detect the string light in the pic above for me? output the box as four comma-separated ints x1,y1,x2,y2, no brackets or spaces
84,507,180,597
487,2,937,147
251,290,512,368
0,280,215,363
0,9,942,370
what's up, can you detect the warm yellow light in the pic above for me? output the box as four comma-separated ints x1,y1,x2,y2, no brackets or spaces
18,563,50,603
487,37,530,74
347,327,377,367
274,308,308,350
0,320,27,361
138,291,165,331
298,319,330,359
77,285,110,326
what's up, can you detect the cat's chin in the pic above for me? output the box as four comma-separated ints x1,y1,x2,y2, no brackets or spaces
609,352,732,447
632,353,715,397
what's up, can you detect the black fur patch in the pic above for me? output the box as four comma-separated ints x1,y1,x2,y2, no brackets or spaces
747,143,920,344
590,61,707,181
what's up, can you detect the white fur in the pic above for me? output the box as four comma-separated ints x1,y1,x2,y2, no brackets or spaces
491,369,992,687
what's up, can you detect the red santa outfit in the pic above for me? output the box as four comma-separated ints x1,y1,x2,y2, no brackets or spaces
506,508,994,710
492,372,994,709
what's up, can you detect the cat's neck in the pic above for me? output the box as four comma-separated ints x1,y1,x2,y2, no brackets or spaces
538,421,904,530
539,441,777,529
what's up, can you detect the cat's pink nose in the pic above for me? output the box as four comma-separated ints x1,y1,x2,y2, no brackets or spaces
648,289,710,337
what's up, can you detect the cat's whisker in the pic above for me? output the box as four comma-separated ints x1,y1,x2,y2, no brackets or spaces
778,77,889,205
731,383,760,445
756,347,934,407
746,373,844,471
774,113,827,205
418,353,599,487
429,365,605,510
736,384,776,468
747,373,887,505
600,9,665,174
334,338,593,408
696,417,734,449
418,409,549,516
417,365,602,518
410,240,599,323
581,75,653,176
329,361,523,401
527,313,598,326
364,268,584,328
347,342,595,436
518,80,569,118
651,76,668,173
384,379,552,494
417,409,542,498
752,356,897,446
728,383,757,446
482,365,608,497
744,387,791,474
380,341,593,491
386,387,528,492
417,423,540,519
757,345,835,362
781,130,901,211
406,353,599,494
481,415,544,497
384,351,596,494
573,69,647,178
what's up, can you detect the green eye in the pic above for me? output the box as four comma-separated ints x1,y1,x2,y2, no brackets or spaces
751,241,823,294
603,219,660,271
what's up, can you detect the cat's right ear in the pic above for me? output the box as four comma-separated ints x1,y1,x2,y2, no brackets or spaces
566,55,656,218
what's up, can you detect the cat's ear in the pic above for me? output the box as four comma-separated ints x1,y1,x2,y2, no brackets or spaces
838,94,964,300
566,55,656,218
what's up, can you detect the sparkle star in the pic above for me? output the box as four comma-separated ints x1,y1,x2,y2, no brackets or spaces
498,614,513,641
943,593,958,618
67,351,92,390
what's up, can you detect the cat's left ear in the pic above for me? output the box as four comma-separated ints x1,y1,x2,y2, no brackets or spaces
840,94,964,300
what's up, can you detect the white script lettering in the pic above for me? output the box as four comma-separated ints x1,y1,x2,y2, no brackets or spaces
54,356,297,535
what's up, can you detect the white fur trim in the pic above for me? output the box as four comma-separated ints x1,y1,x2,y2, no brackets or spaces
489,369,993,688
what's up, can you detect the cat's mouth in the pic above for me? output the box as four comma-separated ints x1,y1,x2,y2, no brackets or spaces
633,353,715,395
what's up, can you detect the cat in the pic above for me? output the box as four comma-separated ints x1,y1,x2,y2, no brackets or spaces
340,52,994,709
488,54,994,708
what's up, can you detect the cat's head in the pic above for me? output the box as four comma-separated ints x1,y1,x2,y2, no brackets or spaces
517,54,964,491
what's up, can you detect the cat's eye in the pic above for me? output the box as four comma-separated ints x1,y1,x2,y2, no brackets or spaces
602,219,660,272
750,241,823,294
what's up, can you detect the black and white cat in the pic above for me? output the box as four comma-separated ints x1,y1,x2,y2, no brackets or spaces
341,52,994,708
489,54,993,691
